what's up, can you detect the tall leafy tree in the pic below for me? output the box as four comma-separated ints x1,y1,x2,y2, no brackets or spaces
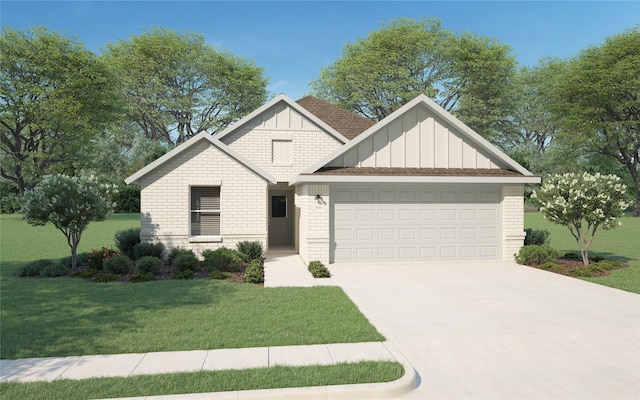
499,60,563,152
311,17,516,141
0,27,121,195
103,27,269,145
550,27,640,215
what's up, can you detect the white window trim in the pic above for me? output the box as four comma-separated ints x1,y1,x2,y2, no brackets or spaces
189,185,222,241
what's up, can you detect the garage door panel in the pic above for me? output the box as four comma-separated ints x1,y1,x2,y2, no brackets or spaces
332,185,501,262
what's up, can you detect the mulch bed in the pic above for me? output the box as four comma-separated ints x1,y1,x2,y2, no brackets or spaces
527,256,629,278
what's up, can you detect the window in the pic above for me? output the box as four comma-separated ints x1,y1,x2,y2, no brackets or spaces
271,195,287,218
191,187,220,236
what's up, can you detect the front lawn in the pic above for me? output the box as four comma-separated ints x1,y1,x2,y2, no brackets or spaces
0,361,404,400
524,212,640,293
0,214,384,360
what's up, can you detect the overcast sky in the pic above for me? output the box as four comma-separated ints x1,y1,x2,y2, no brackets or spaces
2,1,638,99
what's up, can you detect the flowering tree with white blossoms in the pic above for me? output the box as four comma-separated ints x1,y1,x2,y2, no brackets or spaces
531,172,630,265
22,175,117,269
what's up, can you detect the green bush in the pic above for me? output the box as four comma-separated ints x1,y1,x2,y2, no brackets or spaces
135,256,163,275
74,268,98,279
129,272,155,283
133,242,165,260
93,272,120,282
594,259,625,271
202,247,244,272
236,241,264,261
243,259,264,283
114,228,141,259
104,255,133,274
0,179,22,214
87,247,119,270
568,265,605,278
172,253,199,272
524,228,550,246
41,263,70,278
563,252,581,260
59,252,90,270
308,260,331,278
172,270,195,280
168,247,196,264
209,270,231,280
515,245,562,266
17,259,55,277
538,261,563,272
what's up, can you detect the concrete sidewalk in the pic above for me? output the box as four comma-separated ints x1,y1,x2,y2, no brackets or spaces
0,342,417,399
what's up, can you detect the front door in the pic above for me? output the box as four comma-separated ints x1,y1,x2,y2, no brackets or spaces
268,189,294,246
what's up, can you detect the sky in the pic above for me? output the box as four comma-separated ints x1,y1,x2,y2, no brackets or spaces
1,1,638,100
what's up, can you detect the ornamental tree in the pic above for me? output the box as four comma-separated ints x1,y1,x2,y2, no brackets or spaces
531,172,630,265
22,175,116,269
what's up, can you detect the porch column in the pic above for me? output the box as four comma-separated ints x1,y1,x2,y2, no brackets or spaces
297,184,330,265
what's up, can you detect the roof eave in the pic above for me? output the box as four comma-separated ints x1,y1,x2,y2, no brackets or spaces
125,131,277,185
291,175,541,185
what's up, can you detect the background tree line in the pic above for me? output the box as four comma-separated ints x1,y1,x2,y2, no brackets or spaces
1,19,638,214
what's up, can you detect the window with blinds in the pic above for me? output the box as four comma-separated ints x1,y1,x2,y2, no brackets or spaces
190,186,220,236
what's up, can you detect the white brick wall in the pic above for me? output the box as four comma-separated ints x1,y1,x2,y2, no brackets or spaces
220,103,342,181
296,184,330,265
502,185,525,260
138,141,268,257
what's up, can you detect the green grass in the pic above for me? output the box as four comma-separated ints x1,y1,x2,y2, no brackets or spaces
0,361,404,400
1,214,384,359
525,213,640,293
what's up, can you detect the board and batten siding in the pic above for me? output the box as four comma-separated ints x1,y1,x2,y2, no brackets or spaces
327,104,498,169
137,141,269,257
220,101,343,183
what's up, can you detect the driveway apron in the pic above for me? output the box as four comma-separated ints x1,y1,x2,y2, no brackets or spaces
328,260,640,399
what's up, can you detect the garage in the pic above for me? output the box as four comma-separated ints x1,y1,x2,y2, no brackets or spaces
331,184,502,263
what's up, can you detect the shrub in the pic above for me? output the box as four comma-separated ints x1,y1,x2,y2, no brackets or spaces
104,255,133,274
41,263,70,278
515,245,562,266
308,260,331,278
129,272,155,283
17,259,54,277
0,193,23,214
133,242,165,260
202,247,244,272
60,252,90,270
538,261,563,272
209,270,231,280
563,252,581,260
74,268,98,279
172,270,195,280
135,256,163,275
92,272,120,282
593,259,625,271
88,247,119,270
172,253,199,272
114,228,141,258
168,247,196,265
243,259,264,283
524,228,550,246
236,241,264,261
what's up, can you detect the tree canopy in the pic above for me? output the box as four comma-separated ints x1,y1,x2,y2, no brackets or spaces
311,17,516,141
0,27,121,195
549,27,640,215
103,27,269,145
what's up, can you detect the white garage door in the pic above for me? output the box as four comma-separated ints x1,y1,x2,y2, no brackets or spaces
331,184,501,263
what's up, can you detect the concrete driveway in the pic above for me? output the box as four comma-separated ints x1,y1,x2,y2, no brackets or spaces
328,260,640,399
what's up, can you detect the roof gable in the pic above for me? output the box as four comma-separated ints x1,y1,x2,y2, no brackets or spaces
215,94,349,144
303,94,534,177
125,131,277,185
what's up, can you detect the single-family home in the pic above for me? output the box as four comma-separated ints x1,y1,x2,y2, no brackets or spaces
125,94,540,264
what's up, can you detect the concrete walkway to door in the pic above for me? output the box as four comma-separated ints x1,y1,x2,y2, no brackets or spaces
327,260,640,399
264,247,318,287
